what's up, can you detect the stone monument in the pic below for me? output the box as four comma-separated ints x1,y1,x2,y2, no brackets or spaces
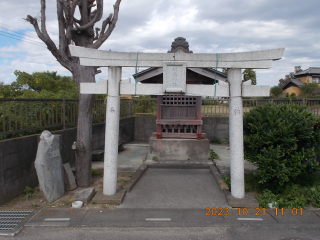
35,130,65,203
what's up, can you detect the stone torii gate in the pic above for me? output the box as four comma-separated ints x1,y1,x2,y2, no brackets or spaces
69,45,285,199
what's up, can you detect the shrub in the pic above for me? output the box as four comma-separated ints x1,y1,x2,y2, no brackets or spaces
243,103,320,190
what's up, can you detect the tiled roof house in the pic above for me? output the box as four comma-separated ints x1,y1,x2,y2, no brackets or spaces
282,67,320,96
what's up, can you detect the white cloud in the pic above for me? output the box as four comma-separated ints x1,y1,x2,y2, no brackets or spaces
1,0,320,87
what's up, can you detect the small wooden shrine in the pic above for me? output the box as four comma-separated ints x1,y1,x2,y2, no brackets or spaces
156,95,205,139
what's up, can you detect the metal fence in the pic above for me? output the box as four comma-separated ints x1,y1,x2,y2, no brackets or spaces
0,98,105,136
1,98,320,136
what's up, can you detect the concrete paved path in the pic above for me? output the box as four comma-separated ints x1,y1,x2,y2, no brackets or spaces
210,144,257,174
92,143,148,172
120,168,229,209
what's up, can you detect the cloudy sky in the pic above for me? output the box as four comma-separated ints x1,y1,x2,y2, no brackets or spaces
0,0,319,86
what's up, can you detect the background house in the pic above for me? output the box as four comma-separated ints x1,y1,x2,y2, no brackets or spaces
282,67,320,96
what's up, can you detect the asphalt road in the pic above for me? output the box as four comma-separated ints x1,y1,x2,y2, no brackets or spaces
6,225,320,240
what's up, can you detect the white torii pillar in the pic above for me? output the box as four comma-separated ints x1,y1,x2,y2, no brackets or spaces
228,69,244,198
69,45,285,198
104,67,121,195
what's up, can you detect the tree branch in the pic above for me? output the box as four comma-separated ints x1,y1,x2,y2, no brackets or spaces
91,0,121,49
65,0,74,45
74,0,103,31
71,0,79,16
25,1,72,71
57,0,69,61
73,17,81,23
93,27,100,40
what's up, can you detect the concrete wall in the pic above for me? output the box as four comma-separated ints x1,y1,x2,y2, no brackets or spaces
203,117,229,143
0,118,134,205
134,116,157,141
0,135,38,205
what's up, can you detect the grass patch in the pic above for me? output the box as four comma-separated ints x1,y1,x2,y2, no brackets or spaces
222,172,320,209
117,178,127,184
211,137,222,144
208,149,219,164
24,186,38,198
31,203,39,208
91,169,103,176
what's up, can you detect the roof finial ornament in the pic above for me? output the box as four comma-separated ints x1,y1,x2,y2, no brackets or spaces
168,37,193,53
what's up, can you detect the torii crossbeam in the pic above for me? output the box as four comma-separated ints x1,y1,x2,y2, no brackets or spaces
69,45,285,199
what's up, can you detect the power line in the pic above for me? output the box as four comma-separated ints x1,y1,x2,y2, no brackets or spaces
0,23,41,39
0,29,46,46
0,32,47,48
0,23,59,47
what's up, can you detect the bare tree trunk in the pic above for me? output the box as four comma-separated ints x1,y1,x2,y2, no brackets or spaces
73,65,95,187
26,0,121,187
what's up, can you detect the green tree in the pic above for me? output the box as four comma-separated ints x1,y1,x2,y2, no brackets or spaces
278,66,303,88
0,71,78,99
300,83,319,96
243,69,257,85
222,68,257,85
270,86,283,97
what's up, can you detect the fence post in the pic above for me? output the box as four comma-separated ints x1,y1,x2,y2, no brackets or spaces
63,99,66,130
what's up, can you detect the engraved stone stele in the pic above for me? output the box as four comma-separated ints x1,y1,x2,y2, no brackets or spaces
35,130,65,203
163,61,187,93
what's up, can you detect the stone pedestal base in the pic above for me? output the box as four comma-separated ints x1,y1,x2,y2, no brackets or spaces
148,136,210,161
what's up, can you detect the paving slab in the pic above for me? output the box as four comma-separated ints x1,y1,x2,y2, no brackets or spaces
71,188,95,204
120,168,230,209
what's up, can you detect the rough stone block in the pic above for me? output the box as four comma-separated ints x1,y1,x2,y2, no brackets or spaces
148,137,210,161
226,192,259,208
91,190,124,205
63,163,77,191
35,131,65,203
71,187,95,204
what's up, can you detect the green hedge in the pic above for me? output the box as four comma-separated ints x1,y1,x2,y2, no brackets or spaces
243,103,320,190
